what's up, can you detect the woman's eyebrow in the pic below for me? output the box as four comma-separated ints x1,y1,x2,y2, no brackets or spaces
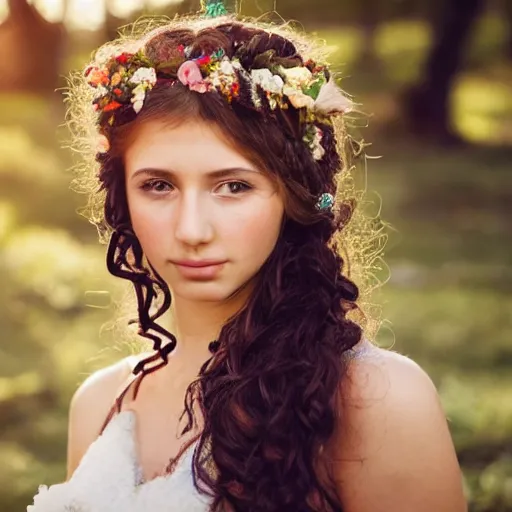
131,167,261,180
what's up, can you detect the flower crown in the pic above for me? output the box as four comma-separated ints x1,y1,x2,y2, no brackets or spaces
86,42,352,160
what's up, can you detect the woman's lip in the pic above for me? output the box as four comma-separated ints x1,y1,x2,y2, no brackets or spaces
171,261,226,280
171,260,227,268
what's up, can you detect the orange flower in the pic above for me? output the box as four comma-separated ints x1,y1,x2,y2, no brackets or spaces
110,72,122,86
103,101,122,112
87,68,109,86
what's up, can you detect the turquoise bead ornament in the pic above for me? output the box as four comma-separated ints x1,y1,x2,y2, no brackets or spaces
317,193,334,211
202,0,228,17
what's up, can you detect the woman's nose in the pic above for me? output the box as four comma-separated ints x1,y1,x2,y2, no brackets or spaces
173,192,214,247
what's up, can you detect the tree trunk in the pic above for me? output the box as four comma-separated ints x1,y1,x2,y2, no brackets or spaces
402,0,485,144
0,0,65,94
503,0,512,60
358,0,381,69
104,0,121,41
62,0,72,21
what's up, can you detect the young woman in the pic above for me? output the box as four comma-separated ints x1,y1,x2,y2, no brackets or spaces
28,5,467,512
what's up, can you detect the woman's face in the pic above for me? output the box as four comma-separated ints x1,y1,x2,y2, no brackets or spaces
124,119,284,303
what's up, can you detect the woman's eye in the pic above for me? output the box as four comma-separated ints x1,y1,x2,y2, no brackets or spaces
217,181,252,195
141,180,173,193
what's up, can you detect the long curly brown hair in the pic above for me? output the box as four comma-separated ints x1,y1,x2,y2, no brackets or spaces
66,15,386,512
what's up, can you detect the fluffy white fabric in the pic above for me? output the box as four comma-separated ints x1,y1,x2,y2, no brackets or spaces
27,411,211,512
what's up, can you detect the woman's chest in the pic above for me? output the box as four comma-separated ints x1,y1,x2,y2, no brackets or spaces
127,384,204,481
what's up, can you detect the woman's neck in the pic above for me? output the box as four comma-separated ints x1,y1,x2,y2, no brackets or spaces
164,289,250,356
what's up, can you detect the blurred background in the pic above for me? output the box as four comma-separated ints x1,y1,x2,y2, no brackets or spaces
0,0,511,510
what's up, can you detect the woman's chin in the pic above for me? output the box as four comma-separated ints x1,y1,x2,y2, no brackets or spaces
170,281,239,303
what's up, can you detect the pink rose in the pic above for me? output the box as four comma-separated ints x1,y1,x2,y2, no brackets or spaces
177,60,208,93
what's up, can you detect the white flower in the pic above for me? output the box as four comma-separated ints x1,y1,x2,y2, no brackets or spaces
132,99,144,113
303,125,325,161
132,83,146,96
283,85,315,109
231,59,242,70
250,69,284,95
206,60,239,96
279,66,317,110
130,67,157,85
280,66,312,86
220,58,235,75
130,83,148,113
251,87,262,109
209,73,221,87
267,74,284,94
95,134,110,154
312,144,325,160
251,68,272,83
128,69,156,113
93,85,108,100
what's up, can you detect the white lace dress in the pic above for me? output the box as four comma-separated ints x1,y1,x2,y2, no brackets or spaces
27,411,212,512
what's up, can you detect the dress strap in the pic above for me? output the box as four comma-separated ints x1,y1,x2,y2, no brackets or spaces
98,351,174,435
98,359,145,435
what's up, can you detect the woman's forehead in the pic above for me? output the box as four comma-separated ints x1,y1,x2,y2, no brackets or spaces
124,119,259,176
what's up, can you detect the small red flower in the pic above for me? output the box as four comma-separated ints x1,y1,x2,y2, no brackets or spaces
196,55,211,66
116,53,133,65
231,82,240,96
113,88,123,96
103,101,122,112
177,44,185,56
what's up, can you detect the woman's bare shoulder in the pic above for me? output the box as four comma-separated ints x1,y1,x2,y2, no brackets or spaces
66,355,140,478
339,340,444,439
342,340,431,396
328,342,467,511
